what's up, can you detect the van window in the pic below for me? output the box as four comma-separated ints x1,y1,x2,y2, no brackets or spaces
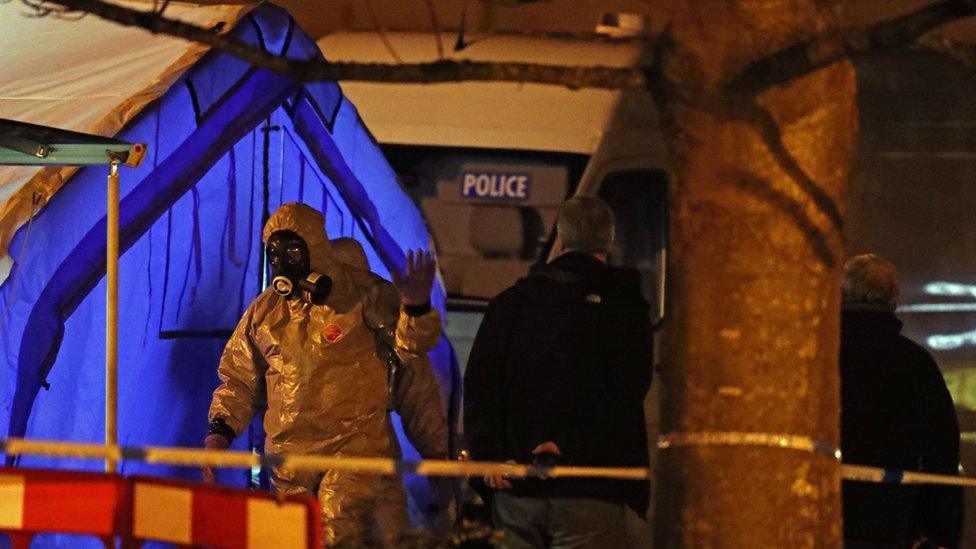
598,169,668,323
383,145,588,305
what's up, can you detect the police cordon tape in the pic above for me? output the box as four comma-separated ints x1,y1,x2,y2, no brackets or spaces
0,438,646,480
656,430,976,488
843,465,976,488
656,430,843,460
2,437,976,488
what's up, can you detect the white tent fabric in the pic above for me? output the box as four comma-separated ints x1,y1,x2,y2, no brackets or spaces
0,1,252,272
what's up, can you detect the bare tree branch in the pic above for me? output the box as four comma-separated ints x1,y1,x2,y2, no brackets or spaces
154,0,169,18
29,0,647,89
477,0,555,5
364,0,404,63
307,59,646,89
423,0,445,59
916,34,976,67
454,28,655,49
727,0,976,95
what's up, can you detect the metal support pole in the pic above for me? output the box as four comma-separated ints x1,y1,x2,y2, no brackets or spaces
106,159,119,473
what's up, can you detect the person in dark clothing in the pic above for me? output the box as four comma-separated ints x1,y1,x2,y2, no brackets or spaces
840,254,963,549
464,196,653,548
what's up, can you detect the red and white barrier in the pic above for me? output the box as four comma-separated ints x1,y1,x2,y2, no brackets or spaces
0,467,126,548
130,476,320,549
0,468,320,549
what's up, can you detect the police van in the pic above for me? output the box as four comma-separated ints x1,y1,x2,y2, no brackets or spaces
317,29,668,366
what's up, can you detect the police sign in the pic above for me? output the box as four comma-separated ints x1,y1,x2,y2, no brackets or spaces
461,172,531,200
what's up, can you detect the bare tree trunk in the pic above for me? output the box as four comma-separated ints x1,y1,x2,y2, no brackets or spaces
653,2,858,546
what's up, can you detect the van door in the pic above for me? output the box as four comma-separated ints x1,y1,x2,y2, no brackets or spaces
597,169,668,324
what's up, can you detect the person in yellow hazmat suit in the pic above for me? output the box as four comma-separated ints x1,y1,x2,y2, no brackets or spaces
329,237,453,529
202,202,442,547
329,236,449,460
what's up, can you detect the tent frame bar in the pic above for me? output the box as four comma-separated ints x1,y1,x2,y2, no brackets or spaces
106,159,119,472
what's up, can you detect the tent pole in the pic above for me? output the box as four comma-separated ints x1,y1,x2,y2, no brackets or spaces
106,159,119,473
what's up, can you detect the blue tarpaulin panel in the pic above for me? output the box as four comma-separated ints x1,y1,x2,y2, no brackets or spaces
0,3,457,535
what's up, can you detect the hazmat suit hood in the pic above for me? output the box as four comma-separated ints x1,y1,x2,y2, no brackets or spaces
330,237,370,271
263,202,357,310
517,251,647,314
263,202,334,274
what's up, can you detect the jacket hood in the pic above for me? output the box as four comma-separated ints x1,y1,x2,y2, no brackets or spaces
841,302,904,334
263,202,334,275
516,251,645,307
519,252,600,288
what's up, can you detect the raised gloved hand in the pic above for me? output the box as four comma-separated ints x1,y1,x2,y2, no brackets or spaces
201,433,230,483
393,249,436,307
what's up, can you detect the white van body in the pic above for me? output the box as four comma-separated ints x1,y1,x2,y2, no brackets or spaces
317,32,661,156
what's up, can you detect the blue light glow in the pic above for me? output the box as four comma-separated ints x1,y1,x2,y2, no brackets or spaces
928,330,976,350
901,281,976,350
924,281,976,298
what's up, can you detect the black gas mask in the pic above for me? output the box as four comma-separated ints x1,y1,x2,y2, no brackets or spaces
267,230,332,305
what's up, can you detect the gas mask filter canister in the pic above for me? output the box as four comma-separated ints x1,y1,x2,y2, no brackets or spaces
289,271,332,305
267,230,333,305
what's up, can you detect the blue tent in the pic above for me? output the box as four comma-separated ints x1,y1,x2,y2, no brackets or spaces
0,1,458,532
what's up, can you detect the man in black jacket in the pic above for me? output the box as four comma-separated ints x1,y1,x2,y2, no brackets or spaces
841,254,962,548
464,196,652,548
